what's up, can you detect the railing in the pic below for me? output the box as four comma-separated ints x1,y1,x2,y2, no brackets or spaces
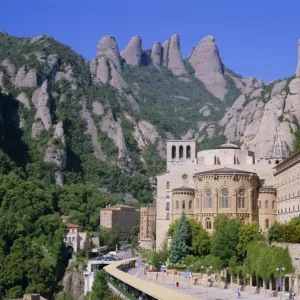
104,258,197,299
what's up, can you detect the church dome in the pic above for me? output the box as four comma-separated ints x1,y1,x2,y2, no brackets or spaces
215,139,240,149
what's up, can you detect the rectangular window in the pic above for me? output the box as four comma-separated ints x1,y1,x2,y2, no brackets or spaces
166,202,170,211
166,213,170,220
265,200,268,209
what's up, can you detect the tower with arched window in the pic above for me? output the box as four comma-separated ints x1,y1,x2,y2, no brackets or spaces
166,140,197,171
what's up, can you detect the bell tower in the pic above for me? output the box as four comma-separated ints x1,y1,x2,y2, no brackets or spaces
166,140,197,171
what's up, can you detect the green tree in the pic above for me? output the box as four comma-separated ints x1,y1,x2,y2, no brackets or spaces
99,226,120,251
237,222,264,259
90,270,109,300
169,213,192,263
210,218,241,267
168,218,210,257
267,221,283,244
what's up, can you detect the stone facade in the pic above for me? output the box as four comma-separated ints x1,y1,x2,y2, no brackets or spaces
156,139,284,250
274,152,300,222
63,223,90,253
100,204,140,241
140,206,156,249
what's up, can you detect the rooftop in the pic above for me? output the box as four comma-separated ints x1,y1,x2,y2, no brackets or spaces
215,139,240,149
66,223,79,228
172,186,195,191
195,167,256,175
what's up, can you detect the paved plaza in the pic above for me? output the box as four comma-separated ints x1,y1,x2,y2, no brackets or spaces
127,267,292,300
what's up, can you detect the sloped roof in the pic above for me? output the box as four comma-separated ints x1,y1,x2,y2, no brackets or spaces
172,186,195,191
196,167,256,175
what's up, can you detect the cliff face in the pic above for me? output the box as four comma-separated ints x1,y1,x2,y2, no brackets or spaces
0,31,299,182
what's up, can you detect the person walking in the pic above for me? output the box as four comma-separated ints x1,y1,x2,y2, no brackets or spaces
237,290,241,299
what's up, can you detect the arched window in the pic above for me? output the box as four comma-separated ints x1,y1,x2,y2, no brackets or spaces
214,155,217,165
265,219,269,229
205,189,212,208
220,188,229,208
179,145,183,159
237,189,245,208
265,200,268,209
189,200,192,209
234,155,236,165
176,201,179,209
186,145,191,159
272,200,275,209
172,146,176,159
182,200,185,209
166,181,170,188
206,218,212,230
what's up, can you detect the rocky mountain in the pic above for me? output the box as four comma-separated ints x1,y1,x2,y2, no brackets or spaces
0,31,299,188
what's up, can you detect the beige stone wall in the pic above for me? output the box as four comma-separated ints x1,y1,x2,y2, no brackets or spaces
194,172,259,231
140,207,156,249
100,208,140,240
258,189,277,233
172,190,194,221
156,140,279,249
275,153,300,223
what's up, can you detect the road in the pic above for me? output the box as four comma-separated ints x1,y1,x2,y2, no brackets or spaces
127,267,288,300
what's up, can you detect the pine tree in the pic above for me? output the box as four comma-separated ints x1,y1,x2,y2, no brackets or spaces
169,212,191,263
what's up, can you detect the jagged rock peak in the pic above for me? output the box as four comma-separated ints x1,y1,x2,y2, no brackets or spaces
151,41,163,69
162,39,169,67
121,36,142,67
96,35,122,73
296,39,300,77
165,34,188,76
188,35,227,100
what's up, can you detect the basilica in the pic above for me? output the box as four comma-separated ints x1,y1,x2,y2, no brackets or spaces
155,131,292,250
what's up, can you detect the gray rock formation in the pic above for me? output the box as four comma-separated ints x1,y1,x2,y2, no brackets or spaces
138,120,159,144
30,35,45,43
16,92,30,109
0,71,3,88
121,36,142,67
15,66,38,87
82,101,106,161
199,105,211,116
255,91,286,159
55,171,64,186
62,269,84,300
92,101,104,115
162,39,169,67
166,34,188,77
0,30,8,36
188,36,227,100
96,35,122,73
93,56,109,84
271,80,287,97
296,40,300,77
151,42,163,69
101,111,127,159
206,124,216,138
31,80,52,137
44,121,67,168
1,59,15,77
284,78,300,122
181,129,199,140
250,88,262,99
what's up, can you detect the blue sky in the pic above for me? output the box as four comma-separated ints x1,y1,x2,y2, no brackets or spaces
1,0,299,82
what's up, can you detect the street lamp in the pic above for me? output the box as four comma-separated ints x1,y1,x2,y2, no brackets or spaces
188,264,193,294
276,267,286,300
201,266,213,300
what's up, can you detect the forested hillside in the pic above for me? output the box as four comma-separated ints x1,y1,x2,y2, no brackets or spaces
0,29,300,298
